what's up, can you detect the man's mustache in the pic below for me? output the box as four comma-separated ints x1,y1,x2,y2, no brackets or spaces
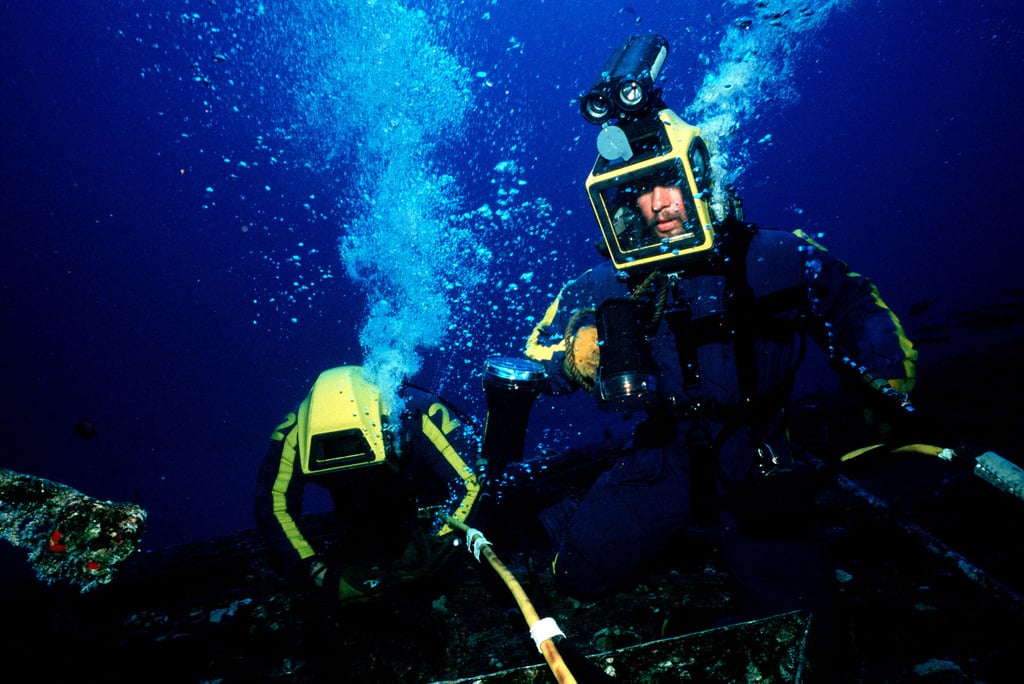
647,211,685,227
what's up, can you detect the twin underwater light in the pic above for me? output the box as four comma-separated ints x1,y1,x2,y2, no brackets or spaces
579,34,669,126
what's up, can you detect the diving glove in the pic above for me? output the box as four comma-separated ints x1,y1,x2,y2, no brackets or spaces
563,323,600,391
308,559,380,603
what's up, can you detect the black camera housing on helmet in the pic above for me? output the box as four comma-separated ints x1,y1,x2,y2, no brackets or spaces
580,34,670,125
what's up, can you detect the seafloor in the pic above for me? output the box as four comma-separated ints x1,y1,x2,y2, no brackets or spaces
1,473,1020,683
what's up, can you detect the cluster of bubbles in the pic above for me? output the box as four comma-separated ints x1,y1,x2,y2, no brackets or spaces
434,161,569,388
277,1,489,406
684,0,853,214
262,2,590,410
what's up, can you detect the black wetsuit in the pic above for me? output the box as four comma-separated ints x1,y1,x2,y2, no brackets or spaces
522,225,917,597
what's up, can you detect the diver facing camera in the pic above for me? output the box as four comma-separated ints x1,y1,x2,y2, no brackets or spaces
574,34,732,410
580,34,719,275
497,38,917,681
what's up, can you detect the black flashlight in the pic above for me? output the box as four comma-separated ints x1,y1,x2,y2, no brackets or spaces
580,34,669,125
479,357,546,479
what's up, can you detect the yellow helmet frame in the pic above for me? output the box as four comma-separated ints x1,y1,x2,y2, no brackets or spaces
585,108,716,272
296,366,393,476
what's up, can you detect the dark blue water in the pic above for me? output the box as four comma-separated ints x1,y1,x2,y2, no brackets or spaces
2,0,1022,564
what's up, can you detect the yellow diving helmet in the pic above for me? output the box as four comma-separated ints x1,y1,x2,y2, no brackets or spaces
296,366,393,476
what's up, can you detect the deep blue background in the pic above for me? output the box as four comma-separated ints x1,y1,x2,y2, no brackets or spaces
2,0,1022,568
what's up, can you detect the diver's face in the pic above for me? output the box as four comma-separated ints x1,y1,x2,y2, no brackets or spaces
637,185,688,238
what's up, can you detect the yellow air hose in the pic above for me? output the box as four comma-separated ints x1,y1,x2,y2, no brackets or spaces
445,516,578,684
839,442,949,462
840,443,1024,503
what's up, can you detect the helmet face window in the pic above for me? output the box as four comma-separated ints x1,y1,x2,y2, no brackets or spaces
585,110,716,271
298,366,391,476
599,159,705,255
309,428,375,473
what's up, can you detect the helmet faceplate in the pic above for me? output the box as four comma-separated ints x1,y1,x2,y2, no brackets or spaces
586,109,716,272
